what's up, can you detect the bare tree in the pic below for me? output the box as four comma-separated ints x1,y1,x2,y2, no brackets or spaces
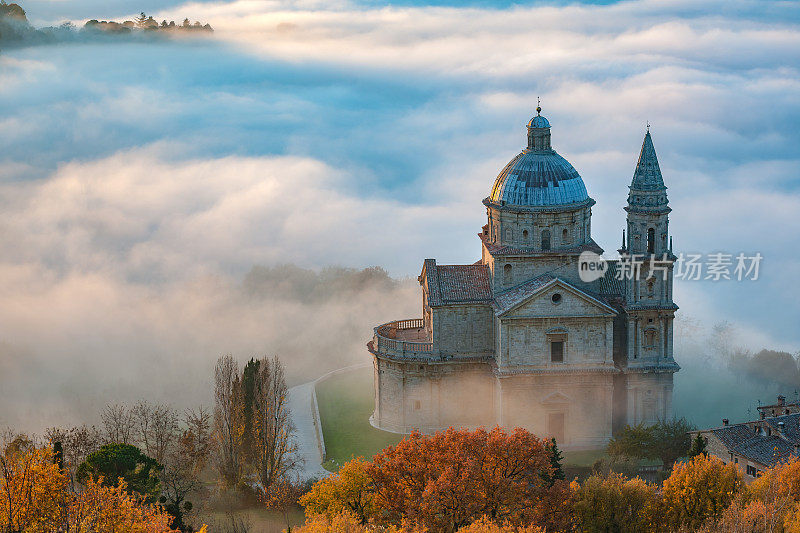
132,400,153,452
160,443,206,532
253,356,297,492
181,406,212,475
150,404,179,465
214,355,242,487
101,404,135,444
131,401,179,463
44,425,102,490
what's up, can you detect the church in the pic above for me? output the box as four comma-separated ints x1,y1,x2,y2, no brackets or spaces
367,107,679,449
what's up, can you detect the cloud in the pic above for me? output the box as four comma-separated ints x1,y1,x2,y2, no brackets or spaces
0,0,798,432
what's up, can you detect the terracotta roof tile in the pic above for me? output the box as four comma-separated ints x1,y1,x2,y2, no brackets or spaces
422,260,492,306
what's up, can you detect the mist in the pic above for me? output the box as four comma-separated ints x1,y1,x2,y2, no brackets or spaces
0,0,798,435
0,262,418,433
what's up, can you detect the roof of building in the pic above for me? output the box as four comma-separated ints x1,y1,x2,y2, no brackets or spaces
706,413,800,468
599,260,625,297
630,131,666,191
421,260,492,306
758,397,800,413
489,114,590,208
766,413,800,443
493,274,555,315
478,232,603,257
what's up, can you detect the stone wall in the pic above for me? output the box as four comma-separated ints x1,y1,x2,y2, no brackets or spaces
498,372,615,449
431,304,494,356
624,372,674,426
487,253,587,291
372,356,495,433
486,205,591,251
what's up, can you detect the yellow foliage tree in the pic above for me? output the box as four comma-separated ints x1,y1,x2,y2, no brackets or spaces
752,459,800,503
69,478,178,532
661,454,744,531
456,515,546,532
0,446,68,532
0,445,194,533
784,503,800,533
572,472,661,533
299,458,375,523
294,510,377,533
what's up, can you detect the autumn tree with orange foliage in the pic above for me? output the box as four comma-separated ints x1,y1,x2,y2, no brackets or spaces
367,427,572,532
661,454,744,531
0,445,201,533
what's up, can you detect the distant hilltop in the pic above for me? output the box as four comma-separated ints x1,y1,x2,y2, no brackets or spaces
0,2,213,46
85,13,213,35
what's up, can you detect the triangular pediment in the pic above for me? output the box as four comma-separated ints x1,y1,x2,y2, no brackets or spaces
542,391,572,404
496,277,616,318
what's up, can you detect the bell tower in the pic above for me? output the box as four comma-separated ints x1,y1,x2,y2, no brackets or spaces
620,127,679,425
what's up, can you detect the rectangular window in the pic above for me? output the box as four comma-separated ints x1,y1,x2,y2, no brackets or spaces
551,341,564,362
747,465,757,477
413,400,421,411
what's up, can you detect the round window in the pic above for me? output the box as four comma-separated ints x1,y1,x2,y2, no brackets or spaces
551,293,562,304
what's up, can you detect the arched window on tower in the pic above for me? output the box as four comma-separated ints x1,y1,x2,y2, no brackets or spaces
644,327,658,349
503,264,512,286
562,228,570,245
523,229,529,242
541,229,551,251
647,228,655,254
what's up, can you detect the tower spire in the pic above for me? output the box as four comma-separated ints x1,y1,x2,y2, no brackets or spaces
626,129,670,214
632,129,665,191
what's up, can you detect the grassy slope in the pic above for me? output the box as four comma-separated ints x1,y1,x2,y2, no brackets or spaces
315,366,403,469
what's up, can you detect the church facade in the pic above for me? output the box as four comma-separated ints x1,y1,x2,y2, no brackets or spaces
367,109,679,449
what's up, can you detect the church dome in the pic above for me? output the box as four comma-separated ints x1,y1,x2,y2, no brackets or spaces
528,115,550,128
489,112,590,207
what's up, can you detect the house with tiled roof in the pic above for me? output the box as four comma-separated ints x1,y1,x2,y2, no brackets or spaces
368,108,679,448
692,399,800,479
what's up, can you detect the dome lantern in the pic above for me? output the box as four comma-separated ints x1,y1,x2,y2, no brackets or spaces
527,100,551,151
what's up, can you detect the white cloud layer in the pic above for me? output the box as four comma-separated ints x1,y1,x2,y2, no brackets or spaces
0,0,798,432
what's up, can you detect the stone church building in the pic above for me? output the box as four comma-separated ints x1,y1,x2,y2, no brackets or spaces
367,108,679,449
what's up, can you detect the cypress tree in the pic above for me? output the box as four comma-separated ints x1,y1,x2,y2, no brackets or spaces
53,441,65,473
545,438,565,484
688,433,708,458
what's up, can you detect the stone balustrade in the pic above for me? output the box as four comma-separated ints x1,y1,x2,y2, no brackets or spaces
372,319,433,359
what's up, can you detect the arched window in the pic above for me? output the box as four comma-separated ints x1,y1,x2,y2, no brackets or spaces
647,279,655,297
562,228,570,244
644,328,658,348
647,228,655,254
503,264,512,286
506,228,513,242
541,229,551,251
523,229,529,242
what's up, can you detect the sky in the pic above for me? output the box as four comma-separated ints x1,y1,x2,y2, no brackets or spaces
0,0,799,430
